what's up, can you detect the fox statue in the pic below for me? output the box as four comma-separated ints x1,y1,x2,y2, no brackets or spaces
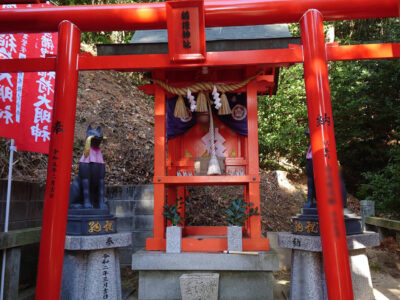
69,125,108,209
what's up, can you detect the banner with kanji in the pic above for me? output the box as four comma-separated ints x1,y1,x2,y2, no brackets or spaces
0,3,57,154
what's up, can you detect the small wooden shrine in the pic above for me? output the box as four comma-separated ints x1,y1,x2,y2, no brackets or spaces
99,24,299,252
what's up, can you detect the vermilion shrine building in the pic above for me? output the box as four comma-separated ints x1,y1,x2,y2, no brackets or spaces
99,24,299,252
1,1,399,299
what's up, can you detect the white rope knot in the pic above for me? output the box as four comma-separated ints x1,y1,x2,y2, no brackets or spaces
212,85,222,110
187,88,197,112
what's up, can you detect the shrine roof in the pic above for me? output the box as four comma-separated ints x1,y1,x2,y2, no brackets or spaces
97,24,300,56
131,24,292,43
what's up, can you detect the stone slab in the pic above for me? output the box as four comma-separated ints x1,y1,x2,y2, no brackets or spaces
65,232,131,250
279,232,379,300
138,270,275,300
227,226,242,251
267,232,292,271
290,250,324,300
132,251,279,271
108,200,135,217
166,226,182,253
180,273,219,300
134,199,154,215
132,231,153,247
105,185,154,201
349,249,375,300
62,248,122,300
134,215,154,230
116,217,133,231
288,248,375,300
278,232,379,252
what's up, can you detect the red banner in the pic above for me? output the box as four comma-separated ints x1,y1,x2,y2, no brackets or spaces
0,3,57,154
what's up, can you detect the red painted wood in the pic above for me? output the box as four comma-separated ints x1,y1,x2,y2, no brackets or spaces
0,0,44,3
166,0,206,62
152,71,167,242
146,237,269,251
0,57,56,72
327,43,400,61
0,0,397,33
3,43,400,73
301,9,353,300
153,175,259,185
78,48,302,70
182,226,227,236
35,21,80,300
246,73,262,239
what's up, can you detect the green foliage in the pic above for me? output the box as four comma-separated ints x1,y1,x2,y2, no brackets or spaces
163,198,184,226
328,18,400,194
225,199,259,226
358,146,400,215
330,58,400,191
257,18,400,215
258,64,309,169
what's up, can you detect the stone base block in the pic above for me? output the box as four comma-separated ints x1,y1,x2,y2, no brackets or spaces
180,273,219,300
227,226,242,251
278,232,379,300
132,251,279,300
67,209,117,236
166,226,182,253
62,233,131,300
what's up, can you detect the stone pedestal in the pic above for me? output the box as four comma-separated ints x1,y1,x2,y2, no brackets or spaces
227,226,242,251
61,232,131,300
67,208,117,236
292,208,362,236
166,226,182,253
278,232,379,300
132,251,279,300
180,273,219,300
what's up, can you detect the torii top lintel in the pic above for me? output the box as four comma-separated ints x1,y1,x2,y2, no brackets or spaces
0,0,397,34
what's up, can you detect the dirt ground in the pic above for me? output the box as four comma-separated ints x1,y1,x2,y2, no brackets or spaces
368,240,400,300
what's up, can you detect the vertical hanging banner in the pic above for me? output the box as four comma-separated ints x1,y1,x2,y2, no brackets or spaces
166,0,205,63
0,3,57,154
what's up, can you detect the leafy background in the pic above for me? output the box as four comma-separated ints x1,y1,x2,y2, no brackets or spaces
258,18,400,216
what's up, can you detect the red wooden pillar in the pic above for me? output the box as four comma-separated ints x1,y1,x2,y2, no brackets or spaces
246,76,261,239
150,71,167,248
300,9,353,299
35,21,80,300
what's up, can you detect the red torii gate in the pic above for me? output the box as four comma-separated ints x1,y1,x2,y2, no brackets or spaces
0,1,399,299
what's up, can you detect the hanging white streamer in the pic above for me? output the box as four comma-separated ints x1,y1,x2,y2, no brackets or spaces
212,85,222,109
187,89,197,111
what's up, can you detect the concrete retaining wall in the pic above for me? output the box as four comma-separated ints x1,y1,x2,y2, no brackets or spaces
105,184,154,265
0,181,154,266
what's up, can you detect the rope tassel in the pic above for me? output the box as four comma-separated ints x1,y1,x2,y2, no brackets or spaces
195,92,208,113
150,70,262,99
218,92,232,115
174,95,189,118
